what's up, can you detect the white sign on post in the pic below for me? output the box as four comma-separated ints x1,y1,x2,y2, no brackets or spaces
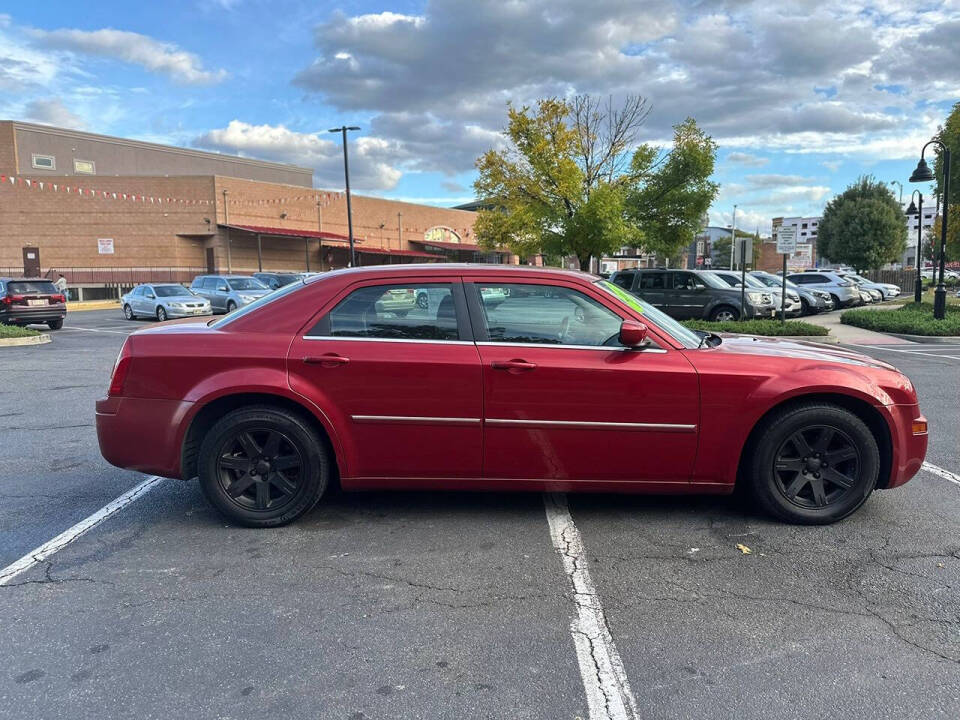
776,226,797,254
98,238,115,255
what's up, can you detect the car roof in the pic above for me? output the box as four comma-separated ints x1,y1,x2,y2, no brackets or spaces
300,263,598,285
1,277,53,282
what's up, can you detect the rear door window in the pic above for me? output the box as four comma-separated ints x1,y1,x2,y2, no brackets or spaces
611,272,635,290
312,283,462,341
639,272,670,290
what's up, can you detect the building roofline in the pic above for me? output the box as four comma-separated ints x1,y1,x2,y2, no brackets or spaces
4,120,313,175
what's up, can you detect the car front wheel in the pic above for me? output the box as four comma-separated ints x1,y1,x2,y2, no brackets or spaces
156,306,167,322
747,402,879,524
197,406,329,527
226,301,237,313
123,304,135,320
710,306,739,322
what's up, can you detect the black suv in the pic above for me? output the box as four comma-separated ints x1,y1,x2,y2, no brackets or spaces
608,268,776,322
0,277,67,329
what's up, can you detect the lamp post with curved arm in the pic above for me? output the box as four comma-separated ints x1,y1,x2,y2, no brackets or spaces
909,140,951,320
905,190,923,304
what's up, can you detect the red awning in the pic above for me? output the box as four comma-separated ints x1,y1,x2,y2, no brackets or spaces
221,224,354,244
356,248,445,259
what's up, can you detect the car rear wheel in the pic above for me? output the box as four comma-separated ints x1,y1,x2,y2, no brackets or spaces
198,406,328,528
710,306,739,322
47,318,63,330
156,306,167,322
416,292,429,310
123,304,135,320
800,298,810,315
746,403,879,524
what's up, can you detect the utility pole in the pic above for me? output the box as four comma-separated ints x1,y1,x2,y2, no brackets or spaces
328,125,360,266
222,188,231,273
729,204,737,270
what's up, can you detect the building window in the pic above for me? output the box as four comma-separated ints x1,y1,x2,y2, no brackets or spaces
73,159,96,175
31,154,55,170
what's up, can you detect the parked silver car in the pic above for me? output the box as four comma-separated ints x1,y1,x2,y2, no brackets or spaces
837,272,900,300
749,271,833,314
190,275,271,313
787,271,863,308
122,284,212,321
711,270,802,317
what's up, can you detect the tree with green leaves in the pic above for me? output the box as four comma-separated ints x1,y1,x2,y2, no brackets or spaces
816,176,907,272
931,101,960,260
473,96,718,270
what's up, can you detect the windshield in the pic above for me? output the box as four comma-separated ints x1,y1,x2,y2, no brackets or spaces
227,278,268,291
714,272,765,289
154,285,192,297
210,279,303,328
752,273,802,291
595,280,701,349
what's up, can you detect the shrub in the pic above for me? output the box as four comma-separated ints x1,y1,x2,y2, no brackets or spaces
0,324,41,339
682,319,829,336
841,302,960,336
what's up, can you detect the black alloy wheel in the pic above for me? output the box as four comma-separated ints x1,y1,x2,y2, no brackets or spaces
198,406,328,527
215,429,303,512
747,402,879,524
772,425,860,510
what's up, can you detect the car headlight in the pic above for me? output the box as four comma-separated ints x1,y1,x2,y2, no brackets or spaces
169,302,184,308
240,294,256,302
746,291,771,304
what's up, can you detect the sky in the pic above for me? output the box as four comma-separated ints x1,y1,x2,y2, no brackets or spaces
1,0,957,232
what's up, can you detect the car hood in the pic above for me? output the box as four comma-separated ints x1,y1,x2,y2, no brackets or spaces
694,333,898,370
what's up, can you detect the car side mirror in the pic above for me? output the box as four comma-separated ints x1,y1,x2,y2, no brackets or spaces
619,320,648,348
145,293,155,299
218,285,228,292
694,284,706,291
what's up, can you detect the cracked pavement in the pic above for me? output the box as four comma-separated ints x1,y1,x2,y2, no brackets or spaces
1,311,958,719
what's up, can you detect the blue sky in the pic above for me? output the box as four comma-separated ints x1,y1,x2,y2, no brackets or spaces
1,0,956,232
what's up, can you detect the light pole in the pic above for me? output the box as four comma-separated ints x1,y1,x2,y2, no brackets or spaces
909,140,951,319
328,125,361,266
905,190,923,303
729,204,737,270
890,180,903,205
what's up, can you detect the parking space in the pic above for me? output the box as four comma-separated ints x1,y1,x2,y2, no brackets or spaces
1,312,958,719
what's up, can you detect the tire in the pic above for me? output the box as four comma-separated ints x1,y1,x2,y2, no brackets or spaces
123,304,135,320
47,318,63,330
709,305,739,322
830,294,842,310
156,306,167,322
746,402,879,524
198,406,329,528
226,301,237,313
416,292,429,310
800,298,810,316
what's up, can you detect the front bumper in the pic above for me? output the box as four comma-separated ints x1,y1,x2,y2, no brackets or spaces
165,307,212,318
884,404,928,489
96,396,193,478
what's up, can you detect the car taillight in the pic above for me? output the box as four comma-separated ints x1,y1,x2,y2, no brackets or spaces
108,339,133,396
1,294,24,305
51,294,65,303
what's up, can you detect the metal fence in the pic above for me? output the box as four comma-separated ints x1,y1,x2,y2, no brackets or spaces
0,267,208,284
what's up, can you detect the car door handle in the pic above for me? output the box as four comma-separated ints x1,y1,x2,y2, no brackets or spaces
491,359,537,371
303,354,350,367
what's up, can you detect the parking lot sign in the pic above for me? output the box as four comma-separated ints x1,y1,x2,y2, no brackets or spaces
776,226,797,254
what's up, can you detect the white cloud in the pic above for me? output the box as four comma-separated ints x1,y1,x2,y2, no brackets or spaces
726,152,769,168
193,120,403,191
22,98,85,129
32,28,227,85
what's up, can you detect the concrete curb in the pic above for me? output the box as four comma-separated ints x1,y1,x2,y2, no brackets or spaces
0,333,51,347
66,301,121,312
882,332,960,344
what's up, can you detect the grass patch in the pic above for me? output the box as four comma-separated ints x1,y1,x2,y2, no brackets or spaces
682,319,829,336
841,301,960,336
0,324,41,339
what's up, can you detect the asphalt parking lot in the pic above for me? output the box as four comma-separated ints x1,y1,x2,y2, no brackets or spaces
1,309,958,719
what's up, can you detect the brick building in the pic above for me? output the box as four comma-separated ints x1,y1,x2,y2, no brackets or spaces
0,122,504,299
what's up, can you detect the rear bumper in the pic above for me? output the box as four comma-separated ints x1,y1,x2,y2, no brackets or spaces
0,306,66,324
96,396,193,478
884,404,928,489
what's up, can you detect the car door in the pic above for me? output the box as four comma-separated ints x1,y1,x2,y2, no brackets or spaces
634,271,670,311
209,277,229,311
288,277,482,483
466,278,699,485
668,272,710,319
140,285,156,315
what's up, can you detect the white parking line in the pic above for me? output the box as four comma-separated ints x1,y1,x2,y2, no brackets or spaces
544,493,638,720
0,475,164,586
60,326,129,335
922,462,960,487
855,345,960,361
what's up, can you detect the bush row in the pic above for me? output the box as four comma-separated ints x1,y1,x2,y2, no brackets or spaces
681,319,829,336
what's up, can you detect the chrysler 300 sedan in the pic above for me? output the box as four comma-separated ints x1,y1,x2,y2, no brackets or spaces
96,265,927,528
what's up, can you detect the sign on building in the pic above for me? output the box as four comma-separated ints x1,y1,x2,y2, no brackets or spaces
776,226,797,254
98,238,115,255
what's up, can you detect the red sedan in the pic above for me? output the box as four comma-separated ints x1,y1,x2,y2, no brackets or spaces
96,265,927,527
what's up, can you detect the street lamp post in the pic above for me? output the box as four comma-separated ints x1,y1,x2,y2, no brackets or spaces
905,191,923,303
328,125,361,266
890,180,903,205
909,140,952,319
729,204,737,270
